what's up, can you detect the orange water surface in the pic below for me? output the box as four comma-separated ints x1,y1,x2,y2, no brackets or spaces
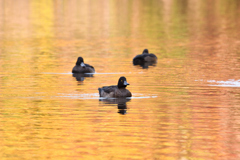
0,0,240,159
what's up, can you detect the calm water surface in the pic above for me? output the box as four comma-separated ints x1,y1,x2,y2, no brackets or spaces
1,0,240,159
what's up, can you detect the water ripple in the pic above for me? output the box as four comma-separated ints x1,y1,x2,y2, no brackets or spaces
196,79,240,87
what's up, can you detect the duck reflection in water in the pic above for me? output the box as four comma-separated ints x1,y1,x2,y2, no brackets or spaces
99,98,131,115
133,61,157,69
133,49,157,69
72,73,94,81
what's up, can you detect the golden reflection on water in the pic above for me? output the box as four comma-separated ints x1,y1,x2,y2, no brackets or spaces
0,0,240,159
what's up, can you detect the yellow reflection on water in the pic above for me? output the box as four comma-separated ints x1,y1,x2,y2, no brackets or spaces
30,0,54,38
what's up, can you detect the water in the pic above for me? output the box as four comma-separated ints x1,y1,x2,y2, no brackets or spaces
1,0,240,159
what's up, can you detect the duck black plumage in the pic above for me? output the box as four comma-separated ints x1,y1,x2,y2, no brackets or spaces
98,76,132,98
133,49,157,64
72,57,95,73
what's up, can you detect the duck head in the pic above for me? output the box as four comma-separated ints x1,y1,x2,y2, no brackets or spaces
118,76,130,88
142,49,149,54
76,57,86,68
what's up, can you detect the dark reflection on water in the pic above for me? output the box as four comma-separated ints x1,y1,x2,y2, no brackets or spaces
72,73,94,81
99,98,131,115
133,60,157,69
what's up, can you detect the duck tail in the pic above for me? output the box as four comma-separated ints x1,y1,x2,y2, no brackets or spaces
98,88,102,96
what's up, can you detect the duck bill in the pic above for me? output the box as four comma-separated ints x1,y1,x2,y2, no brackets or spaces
124,81,129,85
81,62,86,67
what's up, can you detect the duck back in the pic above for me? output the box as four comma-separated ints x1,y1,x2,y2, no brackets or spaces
98,85,132,98
72,64,95,73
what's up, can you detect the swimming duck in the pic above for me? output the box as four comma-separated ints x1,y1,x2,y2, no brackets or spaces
133,49,157,64
98,76,132,98
72,57,95,73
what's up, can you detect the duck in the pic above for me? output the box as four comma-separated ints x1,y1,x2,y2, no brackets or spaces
133,49,157,65
72,57,95,73
98,76,132,98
